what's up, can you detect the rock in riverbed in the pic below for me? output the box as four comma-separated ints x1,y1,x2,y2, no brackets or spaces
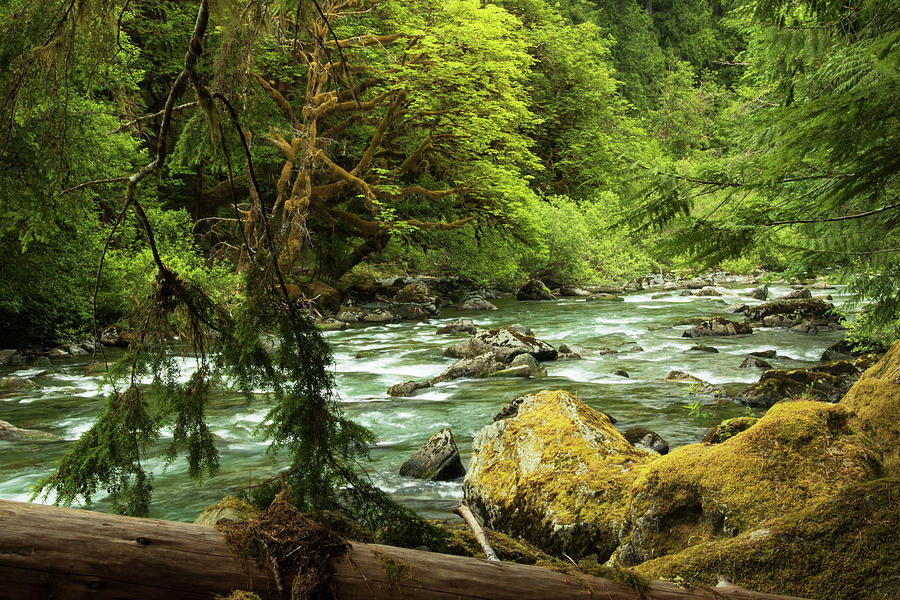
400,428,466,481
445,328,557,363
464,390,652,561
682,317,752,338
611,401,883,566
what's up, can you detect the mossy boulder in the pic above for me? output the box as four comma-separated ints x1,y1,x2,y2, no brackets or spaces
635,478,900,600
841,340,900,476
516,279,555,301
738,361,861,408
394,281,435,305
305,280,341,313
611,401,883,566
464,390,652,561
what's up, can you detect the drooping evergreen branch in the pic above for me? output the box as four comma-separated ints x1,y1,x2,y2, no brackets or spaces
766,201,900,226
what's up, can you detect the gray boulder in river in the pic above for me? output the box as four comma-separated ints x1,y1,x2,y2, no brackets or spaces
399,428,465,481
445,328,557,362
682,316,753,338
743,297,844,333
516,279,555,301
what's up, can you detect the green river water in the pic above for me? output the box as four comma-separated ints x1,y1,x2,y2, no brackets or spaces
0,282,847,522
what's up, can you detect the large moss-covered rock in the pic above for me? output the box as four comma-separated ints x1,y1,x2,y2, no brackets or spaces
738,361,861,407
612,401,882,566
464,390,652,561
635,478,900,600
841,340,900,476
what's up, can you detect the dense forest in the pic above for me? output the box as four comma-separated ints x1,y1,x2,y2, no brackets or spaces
1,0,898,596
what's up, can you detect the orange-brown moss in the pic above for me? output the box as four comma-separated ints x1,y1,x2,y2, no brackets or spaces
842,340,900,476
612,400,883,565
634,478,900,600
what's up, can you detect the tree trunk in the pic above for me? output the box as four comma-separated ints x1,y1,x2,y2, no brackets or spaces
0,500,809,600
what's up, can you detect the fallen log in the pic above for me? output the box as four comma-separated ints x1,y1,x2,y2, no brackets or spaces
0,499,808,600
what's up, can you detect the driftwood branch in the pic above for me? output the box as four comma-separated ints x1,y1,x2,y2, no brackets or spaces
453,499,499,562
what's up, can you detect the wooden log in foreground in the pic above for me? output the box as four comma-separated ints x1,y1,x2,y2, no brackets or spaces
0,499,808,600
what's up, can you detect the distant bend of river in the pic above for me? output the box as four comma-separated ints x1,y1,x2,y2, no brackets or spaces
0,282,847,521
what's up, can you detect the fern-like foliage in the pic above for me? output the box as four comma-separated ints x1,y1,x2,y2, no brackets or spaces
627,0,900,343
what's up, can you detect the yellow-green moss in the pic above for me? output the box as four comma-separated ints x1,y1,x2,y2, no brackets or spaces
842,340,900,476
465,390,652,560
614,400,883,565
635,478,900,600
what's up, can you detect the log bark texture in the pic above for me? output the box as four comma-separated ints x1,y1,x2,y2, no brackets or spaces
0,499,809,600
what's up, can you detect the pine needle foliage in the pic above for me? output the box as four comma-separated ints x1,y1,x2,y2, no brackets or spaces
627,0,900,343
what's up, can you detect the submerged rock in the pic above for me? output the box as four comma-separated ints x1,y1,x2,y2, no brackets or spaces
400,428,466,481
695,286,721,297
432,352,505,383
0,419,60,441
686,344,718,353
635,479,900,600
445,328,557,363
738,361,861,408
781,287,812,300
738,356,772,369
459,293,498,311
749,285,768,300
464,390,652,561
487,353,547,378
623,427,668,454
0,376,37,395
841,340,900,476
516,279,555,301
436,319,478,335
586,293,625,302
387,380,432,397
612,401,883,566
682,317,752,338
558,286,590,297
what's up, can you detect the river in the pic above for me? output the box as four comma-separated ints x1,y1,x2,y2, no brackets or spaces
0,282,847,522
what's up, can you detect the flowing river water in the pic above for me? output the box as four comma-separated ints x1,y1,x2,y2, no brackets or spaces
0,282,848,522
